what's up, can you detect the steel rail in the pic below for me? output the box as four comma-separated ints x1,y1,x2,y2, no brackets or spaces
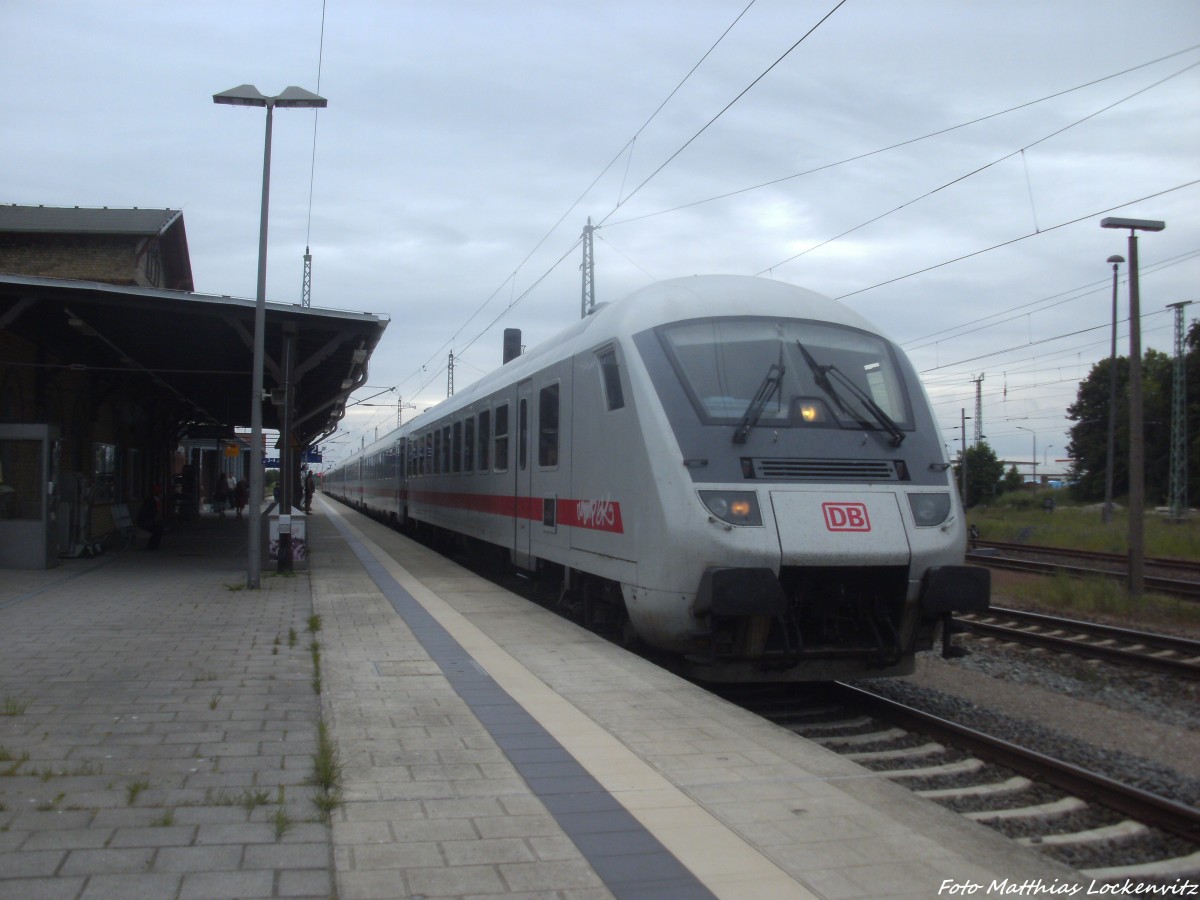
832,682,1200,842
956,607,1200,677
972,539,1200,576
968,552,1200,600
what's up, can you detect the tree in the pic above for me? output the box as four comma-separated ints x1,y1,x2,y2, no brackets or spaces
1066,323,1200,505
953,441,1005,508
1003,464,1024,494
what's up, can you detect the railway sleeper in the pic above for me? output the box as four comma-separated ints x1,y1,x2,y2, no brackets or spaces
1016,819,1148,847
965,796,1087,821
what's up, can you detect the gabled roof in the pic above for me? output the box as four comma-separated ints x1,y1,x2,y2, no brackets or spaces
0,204,183,236
0,204,193,291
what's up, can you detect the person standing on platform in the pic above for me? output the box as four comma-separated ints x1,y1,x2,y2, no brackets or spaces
303,469,315,514
138,486,164,550
233,478,248,518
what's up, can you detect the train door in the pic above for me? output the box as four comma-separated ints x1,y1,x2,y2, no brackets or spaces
513,379,533,568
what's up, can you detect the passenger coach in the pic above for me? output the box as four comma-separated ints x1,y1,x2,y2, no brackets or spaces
326,276,988,682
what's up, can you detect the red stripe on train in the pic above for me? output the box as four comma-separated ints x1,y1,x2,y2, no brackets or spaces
406,489,624,534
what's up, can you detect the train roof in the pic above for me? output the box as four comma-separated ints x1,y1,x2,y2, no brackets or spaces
344,275,884,461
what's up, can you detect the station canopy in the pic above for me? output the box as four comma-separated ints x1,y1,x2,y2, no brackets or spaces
0,273,389,448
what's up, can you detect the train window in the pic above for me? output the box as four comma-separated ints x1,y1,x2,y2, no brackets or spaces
463,417,475,472
494,404,509,471
442,426,452,472
598,347,624,411
433,430,442,475
538,384,559,468
518,398,528,471
657,317,914,431
424,433,433,476
452,422,462,473
478,409,490,471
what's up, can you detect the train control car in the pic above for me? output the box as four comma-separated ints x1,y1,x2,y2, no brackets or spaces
325,275,989,682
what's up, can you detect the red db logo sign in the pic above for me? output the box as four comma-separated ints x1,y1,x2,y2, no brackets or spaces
822,502,871,532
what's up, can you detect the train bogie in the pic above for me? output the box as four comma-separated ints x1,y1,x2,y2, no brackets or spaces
325,275,989,683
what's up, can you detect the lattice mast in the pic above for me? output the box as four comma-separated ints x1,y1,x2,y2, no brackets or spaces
1168,301,1194,518
301,247,312,307
972,374,984,445
447,351,455,398
581,218,595,319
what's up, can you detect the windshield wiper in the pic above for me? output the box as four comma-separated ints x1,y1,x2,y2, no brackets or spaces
732,362,785,444
795,340,905,447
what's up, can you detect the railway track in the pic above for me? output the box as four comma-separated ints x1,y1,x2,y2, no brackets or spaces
954,606,1200,678
720,682,1200,881
968,540,1200,600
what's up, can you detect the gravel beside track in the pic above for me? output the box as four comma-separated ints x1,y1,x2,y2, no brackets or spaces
853,641,1200,808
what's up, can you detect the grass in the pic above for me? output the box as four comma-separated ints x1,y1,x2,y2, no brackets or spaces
310,640,322,695
0,748,31,777
969,492,1200,630
969,491,1200,558
1,695,29,716
307,718,343,823
126,778,150,806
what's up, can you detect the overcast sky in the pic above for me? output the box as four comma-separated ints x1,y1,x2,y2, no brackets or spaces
4,1,1198,475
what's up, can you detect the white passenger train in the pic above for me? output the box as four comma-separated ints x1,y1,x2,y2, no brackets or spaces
324,275,989,682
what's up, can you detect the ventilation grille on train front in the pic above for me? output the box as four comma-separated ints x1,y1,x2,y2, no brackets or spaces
748,458,900,481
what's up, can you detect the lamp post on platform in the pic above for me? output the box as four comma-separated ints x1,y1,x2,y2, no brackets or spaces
214,84,327,589
1100,217,1166,599
1102,254,1124,526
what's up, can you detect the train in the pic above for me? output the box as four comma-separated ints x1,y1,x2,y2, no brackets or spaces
323,275,989,683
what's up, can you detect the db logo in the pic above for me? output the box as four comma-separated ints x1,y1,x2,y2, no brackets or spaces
822,502,871,532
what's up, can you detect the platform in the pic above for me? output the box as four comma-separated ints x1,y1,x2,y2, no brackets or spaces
0,497,1078,899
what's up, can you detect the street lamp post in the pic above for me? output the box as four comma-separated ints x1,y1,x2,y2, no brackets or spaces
1103,254,1124,526
1100,217,1165,599
1044,445,1053,469
214,84,327,589
1017,426,1036,485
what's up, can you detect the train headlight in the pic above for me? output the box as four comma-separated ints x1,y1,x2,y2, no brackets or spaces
908,492,951,527
699,490,763,526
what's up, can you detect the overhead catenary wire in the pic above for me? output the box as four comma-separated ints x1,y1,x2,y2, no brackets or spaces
347,23,1195,455
755,60,1200,277
598,0,848,227
602,43,1200,229
389,0,764,401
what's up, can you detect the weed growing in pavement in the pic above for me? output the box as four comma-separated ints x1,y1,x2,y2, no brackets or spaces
309,640,322,695
288,628,297,648
239,788,272,812
1,695,29,716
207,787,273,810
272,806,293,838
0,749,30,776
208,692,221,710
125,778,150,805
151,809,175,827
225,582,246,592
306,614,322,634
308,718,343,823
35,792,65,812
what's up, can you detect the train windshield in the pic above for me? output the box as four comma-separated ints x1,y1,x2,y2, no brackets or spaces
657,317,914,434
